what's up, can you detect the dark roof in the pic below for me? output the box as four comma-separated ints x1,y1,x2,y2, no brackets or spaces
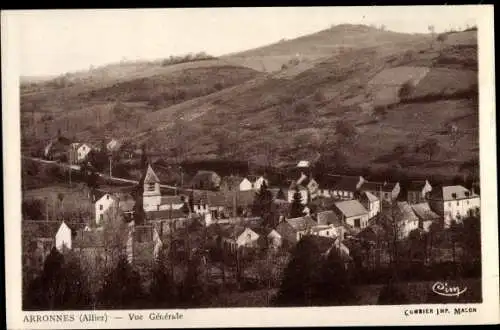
146,209,187,221
407,180,429,191
160,195,185,206
362,181,398,192
331,176,361,191
357,224,386,242
316,210,342,227
286,215,317,232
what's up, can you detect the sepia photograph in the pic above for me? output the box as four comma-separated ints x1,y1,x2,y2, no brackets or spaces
2,5,499,328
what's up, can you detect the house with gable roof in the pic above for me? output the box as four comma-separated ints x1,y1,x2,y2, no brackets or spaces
407,180,433,204
411,202,441,231
275,215,317,247
287,172,319,205
333,199,369,230
359,191,381,220
325,175,365,200
427,185,480,227
361,181,401,203
394,201,420,239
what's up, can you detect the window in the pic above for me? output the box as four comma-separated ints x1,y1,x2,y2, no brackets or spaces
467,200,470,205
457,201,460,206
106,195,109,200
326,231,330,236
384,193,389,199
448,202,452,207
99,214,103,222
354,218,361,228
99,204,103,210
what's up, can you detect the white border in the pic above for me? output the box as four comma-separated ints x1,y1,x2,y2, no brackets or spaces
3,6,499,329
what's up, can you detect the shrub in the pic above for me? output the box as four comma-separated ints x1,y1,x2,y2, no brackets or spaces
398,80,414,99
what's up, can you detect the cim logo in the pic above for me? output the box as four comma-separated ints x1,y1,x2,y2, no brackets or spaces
431,281,468,297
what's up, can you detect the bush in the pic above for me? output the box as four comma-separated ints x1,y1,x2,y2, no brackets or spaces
398,80,414,99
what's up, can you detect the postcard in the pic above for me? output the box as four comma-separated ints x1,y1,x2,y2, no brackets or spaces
2,5,499,329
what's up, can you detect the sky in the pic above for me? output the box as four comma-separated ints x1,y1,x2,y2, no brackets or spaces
7,6,480,77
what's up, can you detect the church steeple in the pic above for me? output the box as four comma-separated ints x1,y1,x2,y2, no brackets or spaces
142,163,161,211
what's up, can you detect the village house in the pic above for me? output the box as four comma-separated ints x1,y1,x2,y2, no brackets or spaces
316,210,347,241
395,202,420,240
275,215,317,248
191,192,227,226
43,136,72,161
411,202,441,231
219,225,261,253
220,175,253,192
361,181,401,203
55,221,73,251
333,199,369,230
95,193,117,226
326,175,365,200
427,185,480,227
407,180,433,204
287,173,319,204
248,175,269,191
69,143,92,164
106,138,122,153
359,191,381,220
190,170,222,190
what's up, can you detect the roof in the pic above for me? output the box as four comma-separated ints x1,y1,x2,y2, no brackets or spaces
363,191,379,202
144,164,160,184
73,230,104,248
396,202,419,222
316,210,342,227
297,160,310,168
407,180,430,191
146,209,187,221
286,215,317,232
107,139,122,152
334,200,368,218
438,185,478,201
411,202,441,221
160,195,185,206
331,176,362,191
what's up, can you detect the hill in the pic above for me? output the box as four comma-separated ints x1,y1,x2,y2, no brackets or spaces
21,25,479,183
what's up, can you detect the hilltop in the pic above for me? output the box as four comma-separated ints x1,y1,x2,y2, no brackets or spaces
21,25,479,183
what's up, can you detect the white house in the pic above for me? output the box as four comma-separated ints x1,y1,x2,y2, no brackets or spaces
106,139,122,153
359,191,380,220
240,178,253,191
95,193,116,226
55,221,72,251
395,202,420,240
72,143,92,163
287,173,319,204
334,200,369,230
251,176,269,191
428,185,480,228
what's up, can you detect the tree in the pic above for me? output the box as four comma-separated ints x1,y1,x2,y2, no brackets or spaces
289,190,305,218
252,181,274,225
24,248,92,310
97,256,144,309
398,80,413,99
418,138,440,161
101,204,129,262
178,254,206,307
149,250,177,308
274,237,355,306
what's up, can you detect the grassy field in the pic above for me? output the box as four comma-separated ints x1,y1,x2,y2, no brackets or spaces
21,25,478,182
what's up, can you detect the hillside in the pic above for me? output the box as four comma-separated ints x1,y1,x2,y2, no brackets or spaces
21,25,479,182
